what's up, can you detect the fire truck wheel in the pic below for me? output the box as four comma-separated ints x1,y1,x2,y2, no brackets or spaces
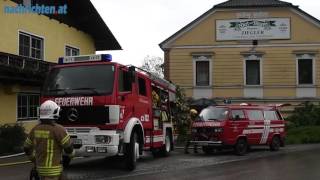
160,130,172,157
125,132,139,171
270,136,281,151
62,155,71,168
234,138,247,156
202,146,213,154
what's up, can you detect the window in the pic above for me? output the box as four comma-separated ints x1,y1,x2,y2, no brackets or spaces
245,60,261,85
65,46,80,56
119,70,132,92
19,32,43,60
231,110,245,120
138,77,147,96
17,93,39,120
194,58,210,86
247,110,264,120
264,110,279,120
298,59,313,85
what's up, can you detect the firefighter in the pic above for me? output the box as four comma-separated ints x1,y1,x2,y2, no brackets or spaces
184,109,198,154
24,100,74,180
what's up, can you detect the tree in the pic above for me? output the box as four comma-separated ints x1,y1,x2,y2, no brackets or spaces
173,86,190,142
140,55,164,78
140,55,190,141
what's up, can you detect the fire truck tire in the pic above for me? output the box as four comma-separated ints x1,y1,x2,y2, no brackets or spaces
124,131,139,171
160,130,172,157
234,138,247,156
62,155,71,168
270,136,281,151
202,146,214,154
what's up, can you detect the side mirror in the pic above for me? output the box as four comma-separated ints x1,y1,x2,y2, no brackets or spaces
233,115,240,121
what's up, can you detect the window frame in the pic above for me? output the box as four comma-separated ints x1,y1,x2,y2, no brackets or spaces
17,93,40,121
18,30,44,60
230,109,246,120
193,55,212,87
247,110,264,121
138,76,147,97
296,54,316,86
65,45,80,56
244,55,263,86
118,69,133,92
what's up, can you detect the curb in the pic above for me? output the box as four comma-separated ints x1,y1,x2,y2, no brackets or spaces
0,160,31,167
0,152,25,159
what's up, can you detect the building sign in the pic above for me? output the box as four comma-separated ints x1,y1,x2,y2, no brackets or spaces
216,18,290,41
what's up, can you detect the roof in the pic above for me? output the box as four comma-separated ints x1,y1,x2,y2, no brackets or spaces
12,0,121,51
159,0,320,50
214,0,294,8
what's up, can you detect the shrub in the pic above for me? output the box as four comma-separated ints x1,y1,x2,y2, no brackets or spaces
0,124,26,155
286,126,320,144
286,102,320,128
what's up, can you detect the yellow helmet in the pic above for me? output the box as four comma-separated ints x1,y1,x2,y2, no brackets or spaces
190,109,198,115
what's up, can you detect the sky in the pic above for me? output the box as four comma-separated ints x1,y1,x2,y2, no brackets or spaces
91,0,320,66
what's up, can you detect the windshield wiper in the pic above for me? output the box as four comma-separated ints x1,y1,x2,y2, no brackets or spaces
70,88,100,95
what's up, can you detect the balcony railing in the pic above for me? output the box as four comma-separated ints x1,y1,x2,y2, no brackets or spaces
0,52,55,85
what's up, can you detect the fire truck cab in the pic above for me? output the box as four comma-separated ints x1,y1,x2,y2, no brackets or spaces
41,54,176,170
191,104,286,155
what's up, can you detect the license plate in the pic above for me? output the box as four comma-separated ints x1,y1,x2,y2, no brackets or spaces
71,138,82,145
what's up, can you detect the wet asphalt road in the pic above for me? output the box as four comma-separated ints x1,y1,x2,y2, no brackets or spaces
2,144,320,180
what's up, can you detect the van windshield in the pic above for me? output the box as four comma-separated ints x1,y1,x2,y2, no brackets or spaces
42,65,114,96
198,107,228,121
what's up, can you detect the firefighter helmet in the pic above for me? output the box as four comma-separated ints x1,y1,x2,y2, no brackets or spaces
190,109,198,115
39,100,61,120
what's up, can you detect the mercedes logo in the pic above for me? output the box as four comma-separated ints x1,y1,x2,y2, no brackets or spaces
67,108,79,122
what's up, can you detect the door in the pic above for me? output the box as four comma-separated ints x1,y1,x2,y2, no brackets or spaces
246,109,265,145
227,109,248,145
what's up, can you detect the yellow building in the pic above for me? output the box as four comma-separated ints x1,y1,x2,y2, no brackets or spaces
160,0,320,112
0,0,121,130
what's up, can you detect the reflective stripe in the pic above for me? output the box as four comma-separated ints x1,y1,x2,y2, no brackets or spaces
45,139,54,167
37,165,63,176
49,139,54,167
34,130,50,139
25,137,32,145
61,134,70,145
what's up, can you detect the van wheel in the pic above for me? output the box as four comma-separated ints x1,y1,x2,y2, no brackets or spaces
202,146,213,154
159,131,172,157
234,138,247,156
270,136,281,151
124,132,139,170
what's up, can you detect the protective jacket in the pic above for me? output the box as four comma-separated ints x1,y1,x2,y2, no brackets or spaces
24,123,72,177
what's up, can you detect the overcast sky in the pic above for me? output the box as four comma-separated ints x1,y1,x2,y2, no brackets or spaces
91,0,320,66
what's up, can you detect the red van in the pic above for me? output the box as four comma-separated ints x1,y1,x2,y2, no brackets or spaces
190,104,286,155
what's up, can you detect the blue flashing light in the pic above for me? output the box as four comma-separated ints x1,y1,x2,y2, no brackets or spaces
57,54,112,64
101,54,112,62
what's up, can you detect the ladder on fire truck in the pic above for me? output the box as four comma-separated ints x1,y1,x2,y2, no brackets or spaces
127,65,175,89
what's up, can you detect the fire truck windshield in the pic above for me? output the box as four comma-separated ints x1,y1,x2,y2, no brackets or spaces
199,107,228,121
42,65,114,96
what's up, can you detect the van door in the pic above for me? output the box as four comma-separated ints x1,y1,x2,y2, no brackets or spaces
227,109,248,145
246,109,265,145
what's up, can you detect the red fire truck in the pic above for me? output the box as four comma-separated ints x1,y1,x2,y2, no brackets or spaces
190,104,286,155
41,54,176,170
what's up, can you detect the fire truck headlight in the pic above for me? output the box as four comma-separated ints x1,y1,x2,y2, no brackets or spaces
95,135,111,144
214,128,223,133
